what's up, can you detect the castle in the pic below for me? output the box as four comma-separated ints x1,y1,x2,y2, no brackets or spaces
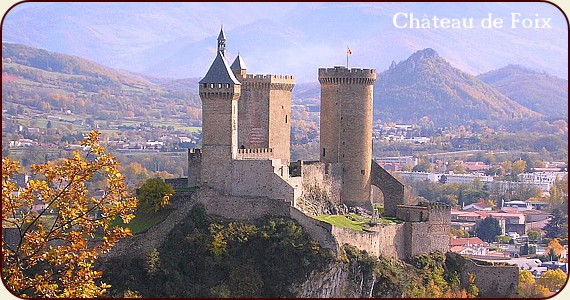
186,27,451,259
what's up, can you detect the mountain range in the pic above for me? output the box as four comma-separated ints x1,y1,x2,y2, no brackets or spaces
478,65,569,118
3,2,567,82
2,42,567,128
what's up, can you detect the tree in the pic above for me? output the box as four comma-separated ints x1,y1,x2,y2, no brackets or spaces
537,269,567,292
543,208,568,239
475,216,502,243
527,229,541,242
2,131,138,297
545,238,565,261
137,177,174,212
517,270,550,298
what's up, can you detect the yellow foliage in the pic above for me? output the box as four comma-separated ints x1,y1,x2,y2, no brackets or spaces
538,269,567,292
2,130,138,297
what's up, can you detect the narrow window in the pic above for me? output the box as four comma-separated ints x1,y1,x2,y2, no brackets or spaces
322,148,326,157
361,169,365,175
285,115,288,123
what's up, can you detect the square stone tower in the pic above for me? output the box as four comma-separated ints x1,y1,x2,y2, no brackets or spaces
197,29,241,194
231,55,295,164
318,66,377,209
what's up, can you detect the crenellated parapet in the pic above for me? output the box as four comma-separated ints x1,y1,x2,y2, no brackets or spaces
318,66,376,85
241,74,295,91
235,147,274,160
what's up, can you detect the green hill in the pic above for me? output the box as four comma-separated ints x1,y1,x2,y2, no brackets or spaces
478,64,568,118
374,48,542,127
2,42,200,126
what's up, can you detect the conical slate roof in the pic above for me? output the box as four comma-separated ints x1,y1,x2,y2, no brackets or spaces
217,27,226,41
230,53,247,70
199,51,241,84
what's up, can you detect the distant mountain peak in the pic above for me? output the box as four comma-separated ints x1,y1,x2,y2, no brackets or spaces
409,48,440,61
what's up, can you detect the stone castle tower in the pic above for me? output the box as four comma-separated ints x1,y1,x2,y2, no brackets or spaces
230,55,295,164
197,28,241,193
318,66,377,208
191,27,296,195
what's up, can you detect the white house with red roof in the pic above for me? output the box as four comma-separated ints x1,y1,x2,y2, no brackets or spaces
449,237,489,256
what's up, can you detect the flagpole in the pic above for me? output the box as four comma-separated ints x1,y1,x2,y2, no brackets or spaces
346,46,349,68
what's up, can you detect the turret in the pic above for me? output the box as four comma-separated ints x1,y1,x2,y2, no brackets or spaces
230,53,247,79
198,31,241,194
217,26,226,57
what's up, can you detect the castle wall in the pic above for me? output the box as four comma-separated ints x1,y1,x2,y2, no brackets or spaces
195,188,290,220
298,161,343,204
231,160,274,197
371,161,405,217
319,67,376,208
187,148,202,187
331,224,406,259
238,81,270,149
452,253,519,297
289,207,338,252
236,148,274,160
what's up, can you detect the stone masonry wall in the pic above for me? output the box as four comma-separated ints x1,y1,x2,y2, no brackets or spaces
289,207,338,252
196,188,290,220
453,253,519,297
231,160,274,197
319,67,376,209
371,161,405,217
331,224,406,259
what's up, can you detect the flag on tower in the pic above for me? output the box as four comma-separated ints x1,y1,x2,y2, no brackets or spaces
347,47,352,55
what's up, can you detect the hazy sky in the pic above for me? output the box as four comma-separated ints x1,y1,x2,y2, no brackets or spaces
2,2,568,81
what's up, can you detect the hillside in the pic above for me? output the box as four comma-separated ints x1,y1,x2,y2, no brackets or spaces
374,48,542,126
478,64,568,118
1,42,201,125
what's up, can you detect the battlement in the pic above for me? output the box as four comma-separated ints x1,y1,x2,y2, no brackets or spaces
236,147,274,160
244,74,295,82
419,201,452,211
318,66,376,83
188,148,202,159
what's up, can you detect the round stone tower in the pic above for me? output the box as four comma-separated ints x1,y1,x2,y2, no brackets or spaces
318,66,377,208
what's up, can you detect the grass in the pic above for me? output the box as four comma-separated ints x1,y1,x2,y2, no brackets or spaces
314,214,405,231
173,187,198,193
114,207,173,235
314,214,368,231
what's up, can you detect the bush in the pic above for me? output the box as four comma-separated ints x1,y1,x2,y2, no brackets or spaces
138,177,174,212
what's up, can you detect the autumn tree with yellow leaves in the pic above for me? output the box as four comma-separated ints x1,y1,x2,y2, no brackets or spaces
2,131,137,297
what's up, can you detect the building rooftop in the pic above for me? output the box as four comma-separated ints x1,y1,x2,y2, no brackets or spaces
199,51,241,85
230,53,247,70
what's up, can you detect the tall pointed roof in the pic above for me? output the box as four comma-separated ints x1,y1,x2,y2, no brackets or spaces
217,26,226,41
230,53,247,70
199,51,241,84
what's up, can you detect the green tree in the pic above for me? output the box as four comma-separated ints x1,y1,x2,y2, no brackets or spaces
496,235,512,244
138,177,174,212
475,216,502,243
543,208,568,239
527,230,541,242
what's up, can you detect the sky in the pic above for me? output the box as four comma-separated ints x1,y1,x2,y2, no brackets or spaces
1,2,568,82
